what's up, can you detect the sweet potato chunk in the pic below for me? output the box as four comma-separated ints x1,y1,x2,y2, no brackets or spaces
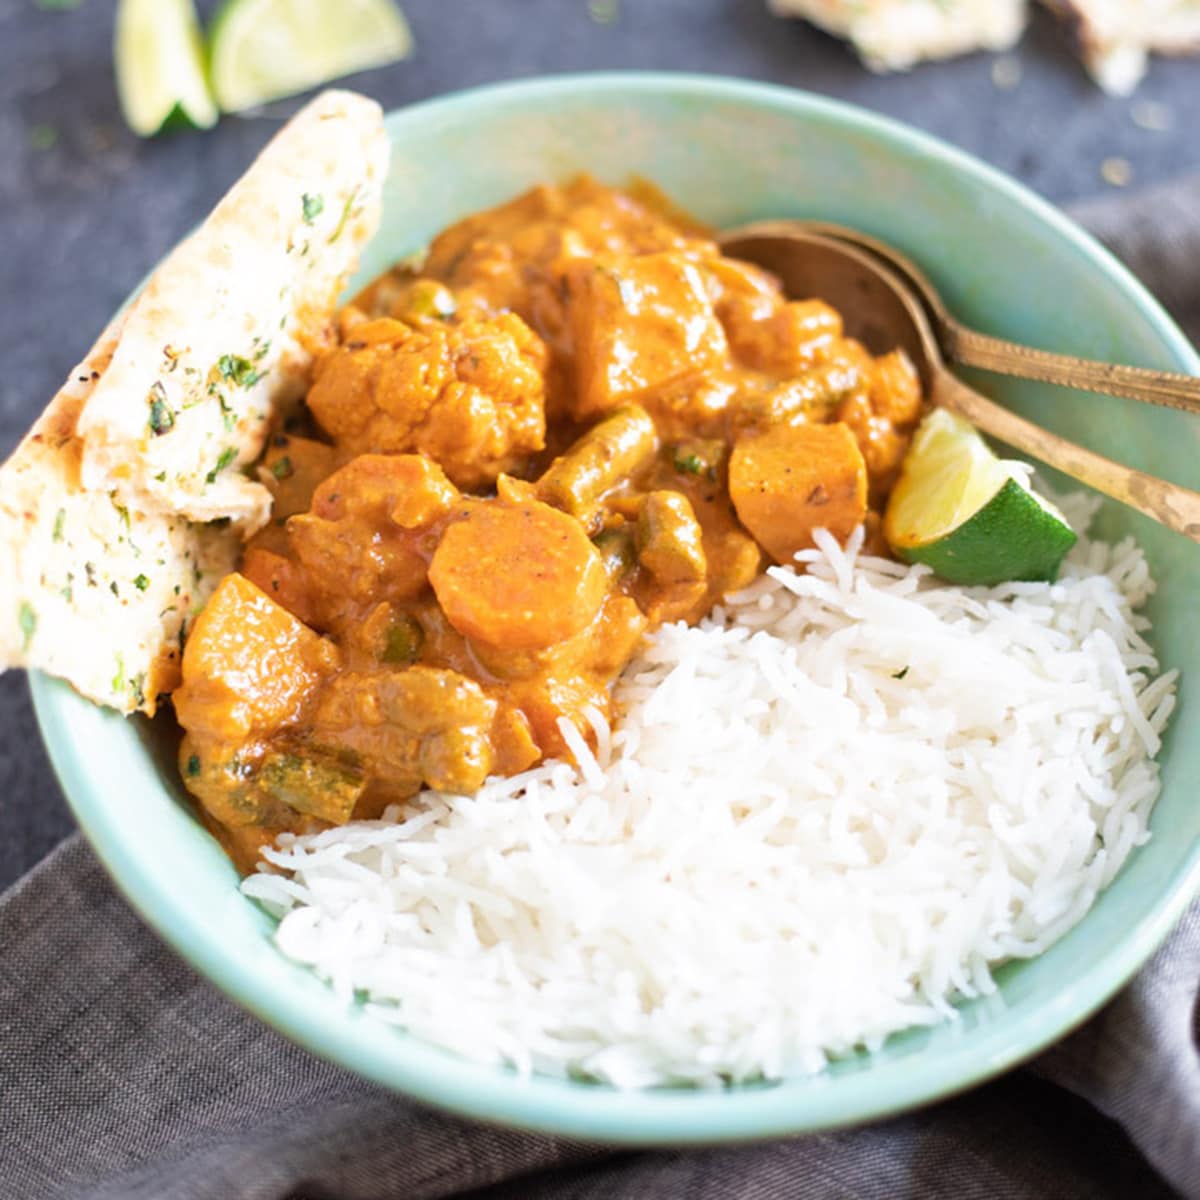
307,314,547,490
429,499,608,650
729,422,867,565
567,252,728,418
173,573,336,743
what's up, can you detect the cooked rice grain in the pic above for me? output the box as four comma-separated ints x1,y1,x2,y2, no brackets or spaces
244,509,1175,1088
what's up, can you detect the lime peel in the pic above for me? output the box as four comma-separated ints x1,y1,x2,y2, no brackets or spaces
885,409,1077,586
209,0,413,114
115,0,218,137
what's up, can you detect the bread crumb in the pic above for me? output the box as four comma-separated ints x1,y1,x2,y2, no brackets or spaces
991,55,1022,90
1131,100,1172,132
1100,157,1133,188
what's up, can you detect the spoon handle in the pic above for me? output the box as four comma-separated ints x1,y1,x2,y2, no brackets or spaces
933,372,1200,542
945,325,1200,416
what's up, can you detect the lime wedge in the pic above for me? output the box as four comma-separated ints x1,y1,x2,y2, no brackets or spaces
115,0,218,136
209,0,413,113
884,409,1077,585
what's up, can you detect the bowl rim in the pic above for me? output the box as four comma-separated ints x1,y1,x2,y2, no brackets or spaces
31,70,1200,1145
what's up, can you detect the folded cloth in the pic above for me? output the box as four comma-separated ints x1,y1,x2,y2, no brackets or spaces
2,178,1198,1200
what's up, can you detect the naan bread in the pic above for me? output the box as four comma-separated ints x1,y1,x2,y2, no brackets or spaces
0,89,388,714
77,89,388,532
1043,0,1200,94
768,0,1027,70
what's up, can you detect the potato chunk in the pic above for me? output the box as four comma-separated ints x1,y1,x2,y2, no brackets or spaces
307,314,547,490
429,499,608,650
568,252,728,418
173,573,336,743
287,455,458,623
730,422,867,565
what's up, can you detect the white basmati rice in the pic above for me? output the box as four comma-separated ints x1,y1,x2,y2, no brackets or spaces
244,499,1176,1088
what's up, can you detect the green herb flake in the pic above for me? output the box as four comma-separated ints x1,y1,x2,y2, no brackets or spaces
892,666,910,680
271,455,294,481
111,653,125,695
18,602,36,650
328,188,360,244
252,338,271,362
114,502,131,532
133,573,150,592
29,124,58,151
673,453,705,477
148,383,175,435
587,0,619,23
301,192,325,224
186,754,201,778
217,354,260,389
206,447,237,485
52,508,66,543
35,0,83,9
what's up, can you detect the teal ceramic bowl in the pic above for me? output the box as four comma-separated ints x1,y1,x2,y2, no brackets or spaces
31,74,1200,1143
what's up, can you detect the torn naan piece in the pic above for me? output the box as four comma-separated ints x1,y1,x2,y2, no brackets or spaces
0,88,389,713
0,324,238,714
1042,0,1200,94
77,89,389,533
767,0,1028,71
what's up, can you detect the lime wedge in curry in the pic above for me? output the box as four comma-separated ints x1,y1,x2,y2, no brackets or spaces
115,0,218,136
884,409,1077,585
209,0,413,113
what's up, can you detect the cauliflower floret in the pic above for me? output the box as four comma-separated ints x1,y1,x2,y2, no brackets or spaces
307,314,548,490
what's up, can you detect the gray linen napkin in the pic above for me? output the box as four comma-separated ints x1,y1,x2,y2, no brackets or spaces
2,178,1198,1200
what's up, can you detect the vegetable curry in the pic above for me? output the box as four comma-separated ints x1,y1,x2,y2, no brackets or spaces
174,178,924,870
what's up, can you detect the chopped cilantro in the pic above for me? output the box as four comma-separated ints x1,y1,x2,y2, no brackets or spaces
186,754,201,778
206,447,237,484
114,502,131,532
271,455,294,481
674,453,705,476
329,188,360,244
111,653,125,695
302,192,325,224
217,354,260,388
148,383,175,435
52,508,65,543
252,338,271,362
18,602,36,650
133,574,150,592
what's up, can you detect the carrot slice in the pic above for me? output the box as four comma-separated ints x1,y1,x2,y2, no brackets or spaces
429,500,607,650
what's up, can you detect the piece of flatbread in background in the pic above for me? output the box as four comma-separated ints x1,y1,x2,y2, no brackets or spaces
1041,0,1200,94
77,89,389,533
767,0,1029,70
0,88,389,714
0,324,238,714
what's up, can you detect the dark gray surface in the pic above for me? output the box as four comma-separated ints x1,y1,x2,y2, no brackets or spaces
0,0,1197,880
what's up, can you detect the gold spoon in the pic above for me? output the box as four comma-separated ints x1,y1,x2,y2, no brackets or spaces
726,219,1200,417
719,223,1200,542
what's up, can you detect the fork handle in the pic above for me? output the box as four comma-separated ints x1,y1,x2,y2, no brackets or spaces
933,371,1200,542
946,326,1200,416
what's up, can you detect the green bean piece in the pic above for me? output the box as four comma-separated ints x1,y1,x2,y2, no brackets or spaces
537,405,657,529
258,750,367,825
592,527,638,582
635,491,707,585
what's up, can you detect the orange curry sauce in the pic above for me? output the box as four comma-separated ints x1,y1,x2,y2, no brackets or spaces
173,178,924,871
